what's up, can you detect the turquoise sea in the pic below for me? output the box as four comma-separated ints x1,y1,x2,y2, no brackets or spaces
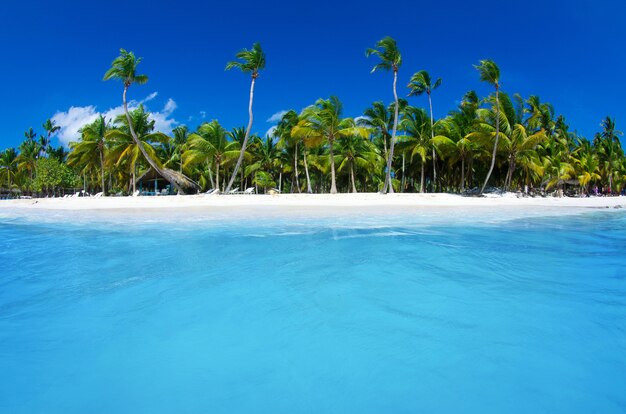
1,207,625,413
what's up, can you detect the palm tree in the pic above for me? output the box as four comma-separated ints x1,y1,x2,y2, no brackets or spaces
335,133,383,193
224,43,266,193
596,116,624,193
475,59,501,194
0,148,19,190
361,101,393,161
396,106,431,192
501,125,546,190
366,36,402,193
103,48,198,194
292,96,368,193
172,125,189,173
42,119,61,155
275,110,304,192
69,115,109,194
184,120,242,191
408,70,442,191
106,106,170,193
17,139,39,182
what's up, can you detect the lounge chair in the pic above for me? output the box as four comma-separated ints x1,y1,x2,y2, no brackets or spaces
243,187,255,195
132,190,140,197
227,187,239,194
205,189,218,195
93,192,103,198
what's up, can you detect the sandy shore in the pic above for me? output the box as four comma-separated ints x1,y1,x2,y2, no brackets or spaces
1,192,625,211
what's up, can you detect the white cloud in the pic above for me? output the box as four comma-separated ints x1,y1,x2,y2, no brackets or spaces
265,126,277,138
52,92,179,146
266,110,288,123
142,92,158,103
52,106,100,146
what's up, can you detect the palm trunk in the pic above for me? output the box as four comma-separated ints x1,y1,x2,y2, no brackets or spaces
350,162,357,193
226,75,256,192
123,86,183,193
428,92,437,192
461,157,466,192
329,137,337,194
278,165,282,192
304,149,312,193
179,148,183,174
294,142,300,193
132,167,136,194
420,161,425,193
401,152,405,192
215,162,220,192
99,146,106,195
207,161,215,190
480,86,500,194
383,68,399,194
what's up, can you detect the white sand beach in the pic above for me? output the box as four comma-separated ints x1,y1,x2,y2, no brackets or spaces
1,193,624,212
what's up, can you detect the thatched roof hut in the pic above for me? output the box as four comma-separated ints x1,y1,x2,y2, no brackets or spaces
136,168,199,195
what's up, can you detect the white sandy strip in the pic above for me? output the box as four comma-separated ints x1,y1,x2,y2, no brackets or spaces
0,193,625,211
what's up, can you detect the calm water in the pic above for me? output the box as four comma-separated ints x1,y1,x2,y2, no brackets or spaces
1,208,625,413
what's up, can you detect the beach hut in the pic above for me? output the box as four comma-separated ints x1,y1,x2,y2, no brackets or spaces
135,168,175,195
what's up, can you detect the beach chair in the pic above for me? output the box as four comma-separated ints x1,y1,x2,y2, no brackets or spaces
243,187,255,195
205,189,218,195
93,192,103,198
132,190,140,197
227,187,239,194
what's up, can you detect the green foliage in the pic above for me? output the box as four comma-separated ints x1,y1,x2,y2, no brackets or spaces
33,158,79,192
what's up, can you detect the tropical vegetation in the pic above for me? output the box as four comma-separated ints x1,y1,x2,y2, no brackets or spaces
1,40,625,198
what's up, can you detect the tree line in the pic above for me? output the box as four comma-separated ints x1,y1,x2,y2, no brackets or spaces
1,38,624,197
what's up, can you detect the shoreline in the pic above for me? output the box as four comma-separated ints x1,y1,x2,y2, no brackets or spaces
1,192,625,212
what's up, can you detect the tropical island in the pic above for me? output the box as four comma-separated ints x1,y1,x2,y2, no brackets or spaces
1,38,624,206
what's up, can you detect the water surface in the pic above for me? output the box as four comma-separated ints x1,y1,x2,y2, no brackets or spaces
1,208,625,413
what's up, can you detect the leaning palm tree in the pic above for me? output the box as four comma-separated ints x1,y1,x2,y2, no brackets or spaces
475,59,501,194
292,96,368,193
224,43,266,193
366,36,402,193
103,48,198,194
408,70,442,191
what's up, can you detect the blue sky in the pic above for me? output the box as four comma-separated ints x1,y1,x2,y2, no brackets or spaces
1,0,624,149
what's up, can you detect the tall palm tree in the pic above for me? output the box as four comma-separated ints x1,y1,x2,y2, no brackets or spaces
69,115,109,194
366,36,402,193
0,148,19,190
292,96,368,193
475,59,501,194
408,70,442,191
103,48,198,194
224,43,266,193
